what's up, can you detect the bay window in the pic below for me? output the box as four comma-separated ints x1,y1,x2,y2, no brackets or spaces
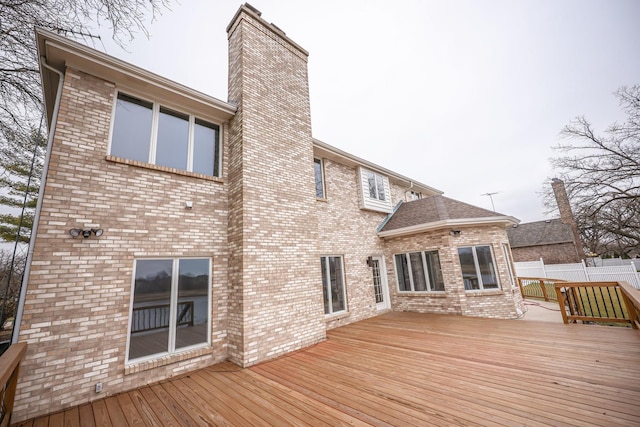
395,250,445,292
458,245,499,290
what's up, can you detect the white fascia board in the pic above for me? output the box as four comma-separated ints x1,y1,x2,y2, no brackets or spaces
377,216,520,238
37,28,236,126
312,138,442,196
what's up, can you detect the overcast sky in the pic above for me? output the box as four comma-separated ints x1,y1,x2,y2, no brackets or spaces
95,0,640,223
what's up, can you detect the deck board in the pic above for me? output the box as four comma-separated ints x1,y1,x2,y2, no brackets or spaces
13,312,640,426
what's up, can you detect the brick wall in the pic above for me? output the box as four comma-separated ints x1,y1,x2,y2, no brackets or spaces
315,159,394,330
226,7,326,366
14,69,230,421
382,226,523,319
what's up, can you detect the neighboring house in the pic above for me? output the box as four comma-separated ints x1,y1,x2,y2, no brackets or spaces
507,219,581,264
11,4,523,421
507,179,584,264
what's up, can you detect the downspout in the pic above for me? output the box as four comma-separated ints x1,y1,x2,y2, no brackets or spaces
12,57,65,343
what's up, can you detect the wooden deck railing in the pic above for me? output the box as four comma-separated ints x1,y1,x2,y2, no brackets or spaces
554,281,640,328
517,277,566,301
0,343,26,427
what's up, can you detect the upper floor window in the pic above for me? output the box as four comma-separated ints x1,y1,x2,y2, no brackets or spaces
110,93,221,177
409,191,422,201
358,167,392,213
458,245,499,291
395,250,445,292
314,158,325,199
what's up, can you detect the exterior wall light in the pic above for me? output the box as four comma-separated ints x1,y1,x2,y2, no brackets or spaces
366,256,373,267
69,228,103,238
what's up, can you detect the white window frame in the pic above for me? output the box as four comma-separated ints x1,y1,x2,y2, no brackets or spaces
125,257,212,364
108,91,222,177
394,250,445,292
358,167,393,213
502,243,517,289
320,255,347,316
314,158,326,199
458,245,500,291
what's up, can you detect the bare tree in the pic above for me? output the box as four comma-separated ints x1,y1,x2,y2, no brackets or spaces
0,0,171,240
548,85,640,257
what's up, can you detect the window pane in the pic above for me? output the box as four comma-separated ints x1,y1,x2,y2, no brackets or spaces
111,94,152,162
321,257,330,314
175,259,209,350
376,175,386,201
314,159,325,198
395,254,411,291
458,247,479,290
476,246,499,289
329,257,346,313
425,251,445,291
193,119,219,176
409,252,427,291
156,107,189,170
129,259,173,360
367,171,377,199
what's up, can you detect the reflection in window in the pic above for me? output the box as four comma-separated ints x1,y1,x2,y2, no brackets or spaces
314,158,325,198
110,93,221,177
321,256,346,315
458,245,499,290
111,94,153,162
193,119,219,176
395,251,445,292
156,108,189,170
366,170,387,201
128,258,210,362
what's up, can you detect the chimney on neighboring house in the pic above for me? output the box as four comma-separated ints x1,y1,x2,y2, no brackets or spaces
551,178,584,261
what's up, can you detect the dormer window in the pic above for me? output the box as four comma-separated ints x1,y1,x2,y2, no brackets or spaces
359,167,392,213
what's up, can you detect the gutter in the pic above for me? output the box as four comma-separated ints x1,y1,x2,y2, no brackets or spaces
12,57,64,343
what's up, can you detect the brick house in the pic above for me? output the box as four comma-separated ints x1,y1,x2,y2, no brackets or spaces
507,179,584,264
12,4,523,421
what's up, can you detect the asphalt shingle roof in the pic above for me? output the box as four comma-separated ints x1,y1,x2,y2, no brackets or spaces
379,195,502,232
506,219,574,248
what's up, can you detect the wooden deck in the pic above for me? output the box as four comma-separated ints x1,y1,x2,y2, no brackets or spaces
15,312,640,426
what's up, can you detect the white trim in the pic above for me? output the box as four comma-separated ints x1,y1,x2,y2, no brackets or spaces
371,255,391,311
378,216,520,238
359,167,393,213
111,91,222,177
313,138,442,197
125,257,212,365
321,255,348,316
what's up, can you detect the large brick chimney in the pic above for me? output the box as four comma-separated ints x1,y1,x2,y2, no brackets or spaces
551,178,584,260
225,4,325,366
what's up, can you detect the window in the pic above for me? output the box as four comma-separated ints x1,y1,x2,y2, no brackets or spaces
409,191,422,201
502,243,516,289
358,167,393,213
458,245,499,290
111,93,221,177
314,158,325,198
367,171,386,201
395,250,445,292
320,256,347,315
128,258,211,362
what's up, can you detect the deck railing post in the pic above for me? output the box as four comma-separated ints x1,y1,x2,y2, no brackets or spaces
540,279,549,302
555,286,569,324
0,342,27,427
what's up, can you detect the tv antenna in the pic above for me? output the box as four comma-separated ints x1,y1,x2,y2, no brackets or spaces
481,192,499,211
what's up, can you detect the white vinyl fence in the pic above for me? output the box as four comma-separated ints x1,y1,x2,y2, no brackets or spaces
514,258,640,289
